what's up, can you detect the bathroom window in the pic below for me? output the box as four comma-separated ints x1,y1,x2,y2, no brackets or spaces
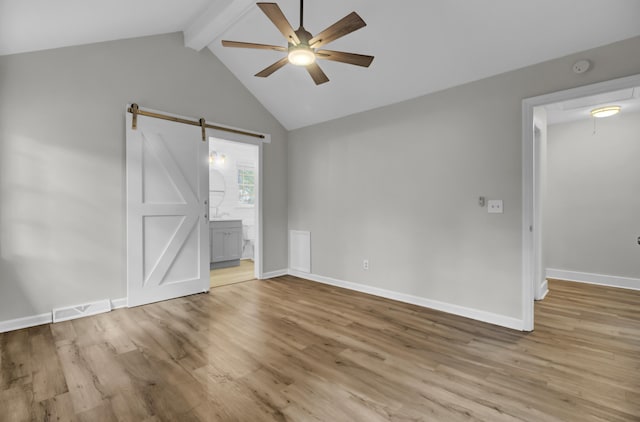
237,166,255,206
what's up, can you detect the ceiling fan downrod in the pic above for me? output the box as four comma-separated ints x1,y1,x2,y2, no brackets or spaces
299,0,304,28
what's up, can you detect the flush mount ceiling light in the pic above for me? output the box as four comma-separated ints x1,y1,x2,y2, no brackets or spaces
590,105,621,118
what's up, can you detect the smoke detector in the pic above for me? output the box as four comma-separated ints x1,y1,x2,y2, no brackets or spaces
572,59,591,74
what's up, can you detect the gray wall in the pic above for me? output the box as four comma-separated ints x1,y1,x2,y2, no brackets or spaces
544,111,640,280
0,33,288,321
289,36,640,320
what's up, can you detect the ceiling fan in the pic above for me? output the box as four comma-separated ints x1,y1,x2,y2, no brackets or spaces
221,1,374,85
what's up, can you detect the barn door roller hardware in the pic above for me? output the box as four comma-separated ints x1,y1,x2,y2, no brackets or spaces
127,103,265,141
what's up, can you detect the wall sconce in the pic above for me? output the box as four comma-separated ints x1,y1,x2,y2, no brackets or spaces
209,151,226,167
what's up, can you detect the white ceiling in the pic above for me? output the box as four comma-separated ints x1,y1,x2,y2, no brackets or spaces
210,0,640,129
0,0,211,55
2,1,640,130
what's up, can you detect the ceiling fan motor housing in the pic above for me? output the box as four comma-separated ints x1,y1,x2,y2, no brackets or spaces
293,27,313,46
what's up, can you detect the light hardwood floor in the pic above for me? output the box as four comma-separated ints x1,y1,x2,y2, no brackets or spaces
210,260,255,288
1,277,639,421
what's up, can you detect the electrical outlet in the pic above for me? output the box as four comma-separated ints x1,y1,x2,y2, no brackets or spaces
488,200,503,214
363,259,369,270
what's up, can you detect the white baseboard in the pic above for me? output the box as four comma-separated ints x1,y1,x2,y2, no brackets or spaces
0,296,129,334
546,268,640,291
260,269,288,279
288,269,525,331
535,279,549,301
0,313,52,334
111,297,128,309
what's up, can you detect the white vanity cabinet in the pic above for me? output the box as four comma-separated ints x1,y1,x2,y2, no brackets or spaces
210,220,242,269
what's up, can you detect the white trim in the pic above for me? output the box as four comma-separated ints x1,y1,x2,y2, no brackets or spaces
522,99,535,331
0,313,52,334
546,269,640,291
288,270,525,331
208,135,263,281
535,280,549,301
521,73,640,332
236,160,255,169
256,142,263,279
111,297,128,309
260,269,288,279
184,0,256,51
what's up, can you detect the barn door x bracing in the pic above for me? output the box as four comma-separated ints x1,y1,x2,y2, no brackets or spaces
126,108,209,307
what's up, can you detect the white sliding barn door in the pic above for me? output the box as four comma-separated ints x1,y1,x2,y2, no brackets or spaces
126,109,209,307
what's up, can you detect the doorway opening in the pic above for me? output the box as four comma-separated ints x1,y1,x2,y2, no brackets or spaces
208,137,261,288
521,73,640,330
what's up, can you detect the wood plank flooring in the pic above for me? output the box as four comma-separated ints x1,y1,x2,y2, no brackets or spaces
210,260,255,288
1,277,639,421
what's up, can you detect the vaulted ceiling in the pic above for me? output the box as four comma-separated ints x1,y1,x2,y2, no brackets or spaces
0,0,211,55
3,0,640,130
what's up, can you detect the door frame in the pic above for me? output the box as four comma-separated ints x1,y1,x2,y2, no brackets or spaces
521,73,640,331
207,130,264,280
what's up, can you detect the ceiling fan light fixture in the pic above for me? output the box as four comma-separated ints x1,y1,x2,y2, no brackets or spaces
590,105,621,118
288,46,316,66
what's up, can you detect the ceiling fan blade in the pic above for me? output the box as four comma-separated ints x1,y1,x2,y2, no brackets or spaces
257,3,301,45
315,50,374,67
306,62,330,85
255,57,289,78
221,40,287,52
309,12,366,49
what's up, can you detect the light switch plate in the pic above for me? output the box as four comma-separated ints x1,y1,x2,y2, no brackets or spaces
488,200,503,214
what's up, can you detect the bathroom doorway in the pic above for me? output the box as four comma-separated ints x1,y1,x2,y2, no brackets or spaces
208,137,261,288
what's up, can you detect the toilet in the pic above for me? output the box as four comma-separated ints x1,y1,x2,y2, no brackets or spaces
242,224,256,260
